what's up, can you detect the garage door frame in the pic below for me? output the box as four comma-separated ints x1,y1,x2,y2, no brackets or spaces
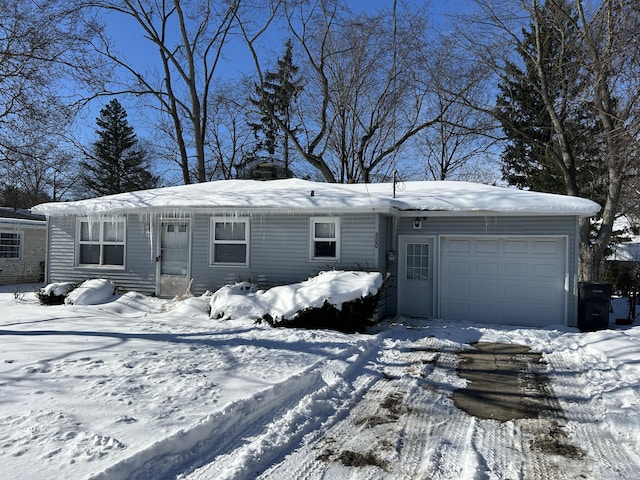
437,235,569,326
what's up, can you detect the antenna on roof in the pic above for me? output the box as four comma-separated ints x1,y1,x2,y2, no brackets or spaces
393,170,398,198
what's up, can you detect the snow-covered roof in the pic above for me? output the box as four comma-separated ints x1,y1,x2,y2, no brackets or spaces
0,208,46,227
608,242,640,262
32,178,600,217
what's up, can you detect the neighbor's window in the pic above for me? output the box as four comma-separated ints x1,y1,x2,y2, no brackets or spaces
310,217,340,260
210,218,249,266
77,218,125,266
0,231,22,259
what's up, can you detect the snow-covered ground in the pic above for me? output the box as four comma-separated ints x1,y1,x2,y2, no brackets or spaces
1,282,639,479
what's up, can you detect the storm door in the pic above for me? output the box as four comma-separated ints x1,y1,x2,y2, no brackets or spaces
157,219,190,297
398,236,434,318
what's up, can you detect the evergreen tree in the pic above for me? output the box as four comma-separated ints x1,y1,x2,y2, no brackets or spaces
81,99,158,196
246,40,302,178
495,0,605,203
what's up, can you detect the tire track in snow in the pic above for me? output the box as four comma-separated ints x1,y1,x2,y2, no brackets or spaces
255,332,640,480
258,336,479,480
526,348,640,480
175,336,385,480
88,336,383,480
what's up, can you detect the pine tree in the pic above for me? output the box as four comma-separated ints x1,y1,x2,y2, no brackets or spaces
495,0,604,202
246,40,302,178
80,99,158,196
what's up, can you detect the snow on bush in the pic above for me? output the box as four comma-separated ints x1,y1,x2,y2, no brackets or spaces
64,279,118,305
36,282,77,305
209,271,384,331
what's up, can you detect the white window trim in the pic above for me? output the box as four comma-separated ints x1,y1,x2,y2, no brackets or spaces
209,217,250,267
75,217,126,268
0,230,23,260
309,217,341,261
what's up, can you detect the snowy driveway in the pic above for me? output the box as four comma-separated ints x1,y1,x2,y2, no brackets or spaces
1,289,639,479
186,330,639,480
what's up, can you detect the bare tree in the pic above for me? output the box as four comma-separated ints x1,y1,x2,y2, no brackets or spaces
207,81,257,180
1,135,79,206
1,0,102,165
461,0,640,280
238,0,458,183
88,0,274,184
416,38,498,181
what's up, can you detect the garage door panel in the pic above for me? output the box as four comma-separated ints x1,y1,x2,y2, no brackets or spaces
476,239,500,253
446,260,470,275
533,240,563,254
533,263,563,277
503,240,528,254
503,261,528,277
476,283,499,297
440,236,567,326
504,284,528,298
446,239,471,253
476,261,499,276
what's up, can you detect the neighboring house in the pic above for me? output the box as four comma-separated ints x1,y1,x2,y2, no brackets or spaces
0,209,46,285
607,216,640,263
32,178,599,327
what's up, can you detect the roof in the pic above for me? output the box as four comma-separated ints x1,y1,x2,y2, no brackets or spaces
0,208,46,226
608,242,640,262
31,178,600,217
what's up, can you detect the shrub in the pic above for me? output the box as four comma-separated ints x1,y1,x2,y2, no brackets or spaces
262,291,381,333
36,282,78,305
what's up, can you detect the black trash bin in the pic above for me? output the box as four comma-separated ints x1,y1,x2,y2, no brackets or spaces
578,282,612,331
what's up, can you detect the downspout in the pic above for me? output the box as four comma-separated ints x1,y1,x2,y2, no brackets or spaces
44,217,51,284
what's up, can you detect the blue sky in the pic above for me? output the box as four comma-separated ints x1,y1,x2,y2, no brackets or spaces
80,1,472,146
103,0,471,81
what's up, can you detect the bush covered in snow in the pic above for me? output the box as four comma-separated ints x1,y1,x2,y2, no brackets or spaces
263,293,381,333
36,279,118,306
65,279,117,305
36,282,78,305
209,271,384,333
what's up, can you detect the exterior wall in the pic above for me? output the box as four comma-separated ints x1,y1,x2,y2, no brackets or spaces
0,223,46,285
45,211,382,298
395,215,580,325
190,212,381,294
46,214,156,294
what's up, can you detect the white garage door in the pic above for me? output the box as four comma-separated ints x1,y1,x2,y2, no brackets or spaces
440,237,567,327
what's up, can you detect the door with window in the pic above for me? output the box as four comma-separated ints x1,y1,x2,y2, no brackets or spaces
158,220,190,297
398,236,434,318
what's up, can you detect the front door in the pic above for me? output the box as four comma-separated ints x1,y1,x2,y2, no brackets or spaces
398,236,434,318
158,220,190,297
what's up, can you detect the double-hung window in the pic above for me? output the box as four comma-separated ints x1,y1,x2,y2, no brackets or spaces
0,231,22,259
77,218,125,267
210,218,249,266
310,217,340,261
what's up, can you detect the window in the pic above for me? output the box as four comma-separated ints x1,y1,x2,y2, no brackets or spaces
406,243,430,280
310,217,340,260
210,218,249,266
0,231,21,259
77,218,125,266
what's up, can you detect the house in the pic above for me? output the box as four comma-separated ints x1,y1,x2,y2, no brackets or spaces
32,178,599,327
0,208,46,285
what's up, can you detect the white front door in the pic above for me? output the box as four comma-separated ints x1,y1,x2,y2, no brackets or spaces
158,220,190,297
398,236,434,318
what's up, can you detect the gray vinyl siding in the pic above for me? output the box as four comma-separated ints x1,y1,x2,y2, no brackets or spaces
46,214,156,294
189,212,381,295
46,211,383,297
396,215,580,325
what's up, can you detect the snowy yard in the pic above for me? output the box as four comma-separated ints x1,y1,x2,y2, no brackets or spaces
1,282,639,479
